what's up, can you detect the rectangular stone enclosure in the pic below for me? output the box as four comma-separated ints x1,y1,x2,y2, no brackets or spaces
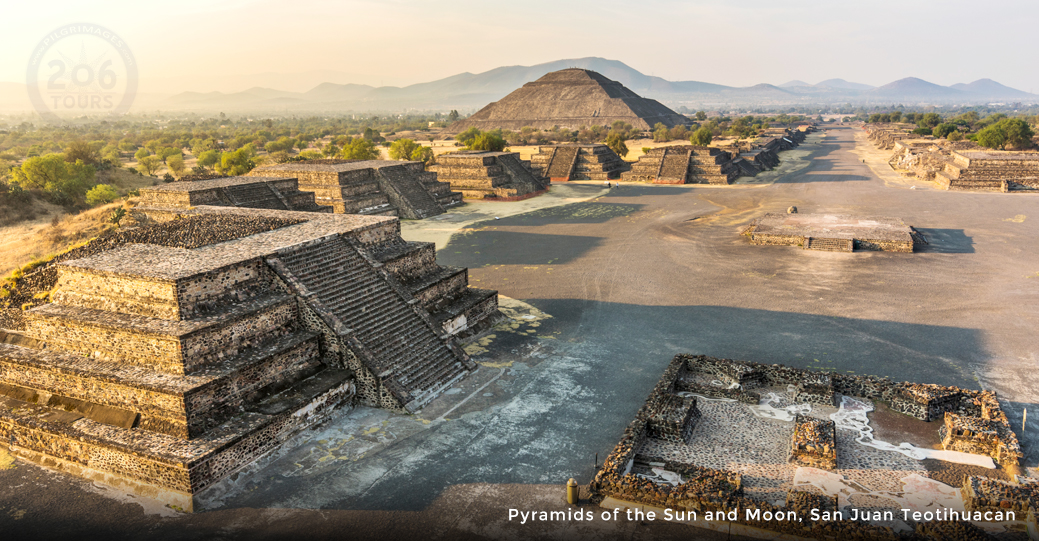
744,213,921,252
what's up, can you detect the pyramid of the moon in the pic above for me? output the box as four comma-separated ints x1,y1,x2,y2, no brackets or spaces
449,68,689,132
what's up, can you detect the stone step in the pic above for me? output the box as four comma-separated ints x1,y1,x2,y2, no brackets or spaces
276,236,467,410
24,293,299,375
0,330,323,439
405,266,469,309
378,164,444,219
0,366,354,503
428,287,501,337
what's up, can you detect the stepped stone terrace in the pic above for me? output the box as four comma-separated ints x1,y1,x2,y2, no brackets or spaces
428,150,548,200
622,146,743,185
591,354,1028,540
528,144,628,181
743,213,922,252
935,151,1039,192
247,159,463,219
137,175,329,217
0,205,502,510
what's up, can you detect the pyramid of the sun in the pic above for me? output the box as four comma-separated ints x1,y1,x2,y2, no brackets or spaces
449,68,689,132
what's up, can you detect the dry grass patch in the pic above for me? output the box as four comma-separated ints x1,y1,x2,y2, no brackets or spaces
0,199,133,276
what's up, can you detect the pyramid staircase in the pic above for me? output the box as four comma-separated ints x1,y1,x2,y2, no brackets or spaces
270,236,476,412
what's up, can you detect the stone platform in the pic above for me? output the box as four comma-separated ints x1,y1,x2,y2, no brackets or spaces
428,151,547,200
590,354,1026,540
0,205,502,510
936,151,1039,192
247,159,463,218
622,146,742,184
743,213,921,252
528,144,628,181
138,175,329,215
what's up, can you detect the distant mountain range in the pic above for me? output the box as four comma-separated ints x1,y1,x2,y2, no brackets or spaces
0,57,1034,114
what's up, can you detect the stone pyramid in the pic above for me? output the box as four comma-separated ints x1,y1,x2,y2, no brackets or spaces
450,68,689,132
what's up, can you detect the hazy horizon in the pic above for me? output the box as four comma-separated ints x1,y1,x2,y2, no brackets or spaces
3,0,1038,96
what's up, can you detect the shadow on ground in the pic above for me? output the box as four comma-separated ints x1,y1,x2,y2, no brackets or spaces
915,228,975,254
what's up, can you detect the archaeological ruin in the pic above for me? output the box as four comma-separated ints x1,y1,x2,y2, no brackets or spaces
742,213,923,252
621,127,812,184
935,151,1039,192
623,146,743,184
865,124,1039,193
247,159,463,218
528,144,628,181
428,150,548,200
590,354,1029,540
448,68,689,132
0,204,502,510
134,175,331,218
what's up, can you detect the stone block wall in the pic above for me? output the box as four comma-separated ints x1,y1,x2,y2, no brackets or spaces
790,414,837,470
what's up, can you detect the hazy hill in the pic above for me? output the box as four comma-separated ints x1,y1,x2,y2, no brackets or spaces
1,57,1035,113
867,77,965,100
950,78,1034,99
816,78,874,91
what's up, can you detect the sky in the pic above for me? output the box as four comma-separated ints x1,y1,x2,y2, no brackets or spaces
2,0,1037,94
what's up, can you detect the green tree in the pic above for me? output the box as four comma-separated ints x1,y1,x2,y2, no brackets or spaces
191,138,214,157
919,113,942,129
690,126,713,146
410,146,435,165
166,154,186,177
652,123,670,143
136,155,162,176
695,111,707,121
65,140,101,165
216,146,257,176
322,141,340,157
134,148,150,161
10,153,95,204
468,132,506,152
389,139,421,160
157,147,182,163
448,110,460,122
932,123,957,139
197,150,220,168
975,118,1035,150
85,184,119,206
455,127,482,147
605,132,628,158
341,138,380,160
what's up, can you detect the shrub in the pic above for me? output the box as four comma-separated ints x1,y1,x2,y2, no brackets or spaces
690,127,713,146
85,184,119,206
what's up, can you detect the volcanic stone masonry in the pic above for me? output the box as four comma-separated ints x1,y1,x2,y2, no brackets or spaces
0,205,502,510
428,150,548,200
623,146,742,184
790,414,836,470
247,159,463,218
865,124,1039,193
743,213,923,253
137,175,329,216
528,144,628,181
589,354,1026,540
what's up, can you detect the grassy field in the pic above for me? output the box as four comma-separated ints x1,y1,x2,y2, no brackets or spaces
0,199,131,277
